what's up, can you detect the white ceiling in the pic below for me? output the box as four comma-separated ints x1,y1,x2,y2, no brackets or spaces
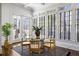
13,3,72,16
15,3,71,14
20,3,59,12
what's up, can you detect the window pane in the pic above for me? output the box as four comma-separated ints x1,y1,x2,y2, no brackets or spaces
61,13,64,39
33,18,37,26
52,15,54,38
39,16,45,39
22,17,30,39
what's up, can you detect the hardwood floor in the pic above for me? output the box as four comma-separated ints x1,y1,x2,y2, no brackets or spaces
56,46,79,56
13,46,79,56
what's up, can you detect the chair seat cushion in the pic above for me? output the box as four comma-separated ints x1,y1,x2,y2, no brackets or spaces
23,42,30,45
44,43,55,48
44,39,50,42
30,44,41,48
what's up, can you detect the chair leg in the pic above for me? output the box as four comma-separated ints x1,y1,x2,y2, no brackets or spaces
29,51,32,55
54,47,56,56
49,48,56,56
39,51,40,54
48,48,51,53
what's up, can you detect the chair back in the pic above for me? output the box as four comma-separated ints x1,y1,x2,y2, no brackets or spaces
30,39,42,49
50,38,55,48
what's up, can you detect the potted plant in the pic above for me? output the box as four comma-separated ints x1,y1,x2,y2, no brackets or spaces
1,23,12,55
32,26,42,39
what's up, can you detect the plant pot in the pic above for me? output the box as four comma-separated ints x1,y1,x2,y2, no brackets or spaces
35,31,40,39
4,39,9,47
2,39,12,56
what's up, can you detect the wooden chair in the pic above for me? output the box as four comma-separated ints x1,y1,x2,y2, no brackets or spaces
22,38,31,46
29,39,43,55
44,38,56,55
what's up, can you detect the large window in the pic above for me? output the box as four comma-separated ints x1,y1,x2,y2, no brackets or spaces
13,16,30,40
48,14,56,38
39,16,45,39
53,14,56,38
22,16,30,39
13,16,21,40
45,16,48,39
48,15,52,38
38,14,56,39
60,13,64,39
60,11,72,40
77,9,79,42
33,18,37,26
65,11,71,40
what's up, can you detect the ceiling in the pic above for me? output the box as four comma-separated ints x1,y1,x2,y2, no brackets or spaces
14,3,71,14
20,3,59,12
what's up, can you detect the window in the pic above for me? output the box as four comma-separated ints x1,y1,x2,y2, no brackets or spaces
13,16,30,40
33,18,37,26
77,9,79,42
48,14,56,38
45,16,48,39
51,14,55,38
13,16,21,40
60,11,72,40
65,11,71,40
22,16,30,39
75,3,79,7
64,5,71,10
39,16,45,39
58,5,71,11
48,15,51,38
60,13,61,39
60,13,64,39
38,14,56,39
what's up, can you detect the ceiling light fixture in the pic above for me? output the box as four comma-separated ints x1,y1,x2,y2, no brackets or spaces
41,3,45,5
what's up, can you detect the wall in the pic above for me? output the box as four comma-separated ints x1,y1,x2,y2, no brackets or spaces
1,3,32,25
0,4,1,49
1,3,32,45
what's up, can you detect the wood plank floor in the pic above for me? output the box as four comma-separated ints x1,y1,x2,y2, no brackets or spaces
55,46,79,56
13,46,79,56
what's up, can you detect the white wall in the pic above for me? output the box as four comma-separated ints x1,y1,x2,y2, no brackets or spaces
0,4,1,49
1,3,32,45
1,3,32,25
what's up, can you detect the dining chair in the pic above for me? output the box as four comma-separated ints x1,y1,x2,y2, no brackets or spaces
29,39,43,55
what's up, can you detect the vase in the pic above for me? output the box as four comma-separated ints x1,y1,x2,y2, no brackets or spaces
2,39,12,56
35,31,40,39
